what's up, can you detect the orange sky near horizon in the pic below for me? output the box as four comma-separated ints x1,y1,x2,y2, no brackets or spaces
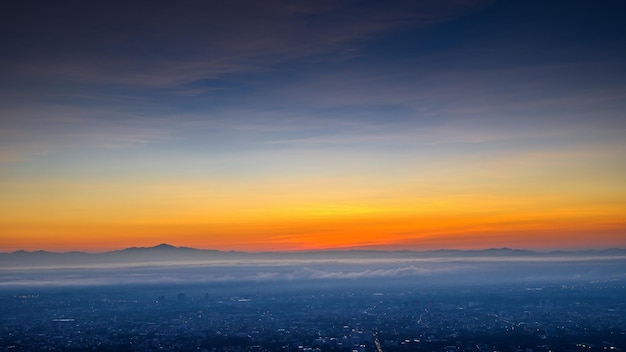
2,216,625,253
2,159,625,252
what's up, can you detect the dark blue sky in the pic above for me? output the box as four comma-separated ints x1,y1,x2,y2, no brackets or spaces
2,1,625,118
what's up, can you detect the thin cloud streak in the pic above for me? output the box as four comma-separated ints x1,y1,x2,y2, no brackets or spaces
1,256,624,287
0,0,488,88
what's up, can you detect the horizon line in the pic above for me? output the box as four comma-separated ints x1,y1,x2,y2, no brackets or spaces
3,243,626,255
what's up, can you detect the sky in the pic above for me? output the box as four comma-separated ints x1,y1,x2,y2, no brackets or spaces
0,0,625,252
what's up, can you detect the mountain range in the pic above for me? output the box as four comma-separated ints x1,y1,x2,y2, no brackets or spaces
2,244,625,269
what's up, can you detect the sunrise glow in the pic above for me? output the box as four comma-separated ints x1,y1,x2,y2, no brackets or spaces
1,1,625,252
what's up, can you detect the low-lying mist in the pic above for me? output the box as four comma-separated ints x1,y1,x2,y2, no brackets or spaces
2,253,624,287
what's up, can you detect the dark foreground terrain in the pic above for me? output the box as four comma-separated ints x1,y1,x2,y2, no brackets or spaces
1,277,624,352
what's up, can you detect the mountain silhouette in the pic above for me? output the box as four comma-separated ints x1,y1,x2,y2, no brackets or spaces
1,245,625,269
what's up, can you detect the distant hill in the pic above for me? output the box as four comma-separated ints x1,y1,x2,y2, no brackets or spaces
1,244,625,269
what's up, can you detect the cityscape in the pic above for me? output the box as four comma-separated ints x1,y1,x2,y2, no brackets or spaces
1,247,624,351
2,275,624,351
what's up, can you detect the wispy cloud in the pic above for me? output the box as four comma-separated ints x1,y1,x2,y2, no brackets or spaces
0,0,488,89
0,105,175,162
